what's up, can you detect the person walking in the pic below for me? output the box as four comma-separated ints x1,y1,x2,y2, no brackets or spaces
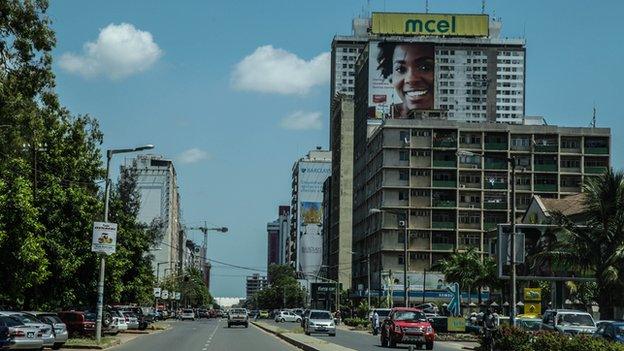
372,311,380,335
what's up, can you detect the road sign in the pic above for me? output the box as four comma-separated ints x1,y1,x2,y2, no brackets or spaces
447,282,461,316
175,292,181,300
91,222,117,255
525,302,541,315
524,288,542,302
447,317,466,332
153,288,161,298
161,290,169,299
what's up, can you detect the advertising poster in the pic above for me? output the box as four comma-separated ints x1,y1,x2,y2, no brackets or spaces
91,222,117,255
296,161,331,276
381,271,447,291
368,40,435,119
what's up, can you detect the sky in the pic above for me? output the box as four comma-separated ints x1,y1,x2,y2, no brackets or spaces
48,0,624,297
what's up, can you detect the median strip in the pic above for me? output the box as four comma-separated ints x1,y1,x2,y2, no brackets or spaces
252,321,356,351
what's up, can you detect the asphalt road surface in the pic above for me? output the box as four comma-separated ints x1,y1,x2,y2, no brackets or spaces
263,319,475,351
109,318,298,351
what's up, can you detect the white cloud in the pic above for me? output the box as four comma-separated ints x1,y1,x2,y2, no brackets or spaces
59,23,162,79
279,111,322,130
231,45,330,95
177,148,210,164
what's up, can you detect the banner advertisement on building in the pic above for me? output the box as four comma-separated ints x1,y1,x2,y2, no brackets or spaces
371,13,489,37
296,161,331,276
368,40,435,119
381,271,447,291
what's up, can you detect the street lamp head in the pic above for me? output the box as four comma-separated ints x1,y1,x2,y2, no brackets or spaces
134,144,155,152
219,227,228,233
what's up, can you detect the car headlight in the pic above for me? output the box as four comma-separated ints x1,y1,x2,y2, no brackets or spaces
329,322,335,327
425,327,433,333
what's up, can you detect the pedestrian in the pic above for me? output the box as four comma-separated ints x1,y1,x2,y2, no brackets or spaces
335,310,341,325
372,311,380,335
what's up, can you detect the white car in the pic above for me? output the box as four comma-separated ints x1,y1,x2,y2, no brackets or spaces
304,310,336,336
180,309,195,321
275,310,301,323
111,312,128,332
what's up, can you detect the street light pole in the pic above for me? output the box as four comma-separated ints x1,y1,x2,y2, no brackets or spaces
510,158,517,326
367,253,371,308
402,215,408,307
95,144,154,344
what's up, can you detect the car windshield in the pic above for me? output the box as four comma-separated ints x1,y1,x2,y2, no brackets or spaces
13,314,39,323
376,310,391,317
0,316,23,327
394,311,426,322
557,314,594,327
231,309,245,314
84,313,97,321
310,312,332,320
41,315,63,324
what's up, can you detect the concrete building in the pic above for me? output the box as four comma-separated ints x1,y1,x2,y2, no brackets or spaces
351,119,610,294
267,220,280,270
288,148,332,277
277,206,290,264
123,155,184,282
246,273,269,298
330,18,369,98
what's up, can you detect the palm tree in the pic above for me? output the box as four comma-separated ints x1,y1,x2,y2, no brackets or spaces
544,169,624,319
434,248,483,305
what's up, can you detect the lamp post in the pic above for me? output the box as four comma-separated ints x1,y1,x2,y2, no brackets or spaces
186,224,228,276
370,208,409,307
457,149,519,326
95,144,154,343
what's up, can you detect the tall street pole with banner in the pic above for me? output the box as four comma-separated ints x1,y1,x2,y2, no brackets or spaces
94,145,154,343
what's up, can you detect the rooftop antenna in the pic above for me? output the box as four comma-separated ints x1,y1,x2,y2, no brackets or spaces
425,0,429,13
591,104,597,128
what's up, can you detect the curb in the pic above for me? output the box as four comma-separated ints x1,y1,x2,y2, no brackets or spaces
62,339,121,350
252,321,355,351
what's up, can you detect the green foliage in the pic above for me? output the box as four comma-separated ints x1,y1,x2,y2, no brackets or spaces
246,264,305,310
160,267,213,307
478,327,624,351
343,317,369,327
356,300,370,318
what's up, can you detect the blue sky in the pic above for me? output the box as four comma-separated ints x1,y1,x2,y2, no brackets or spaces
49,0,623,297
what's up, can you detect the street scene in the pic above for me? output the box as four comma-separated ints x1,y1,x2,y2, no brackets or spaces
1,1,624,351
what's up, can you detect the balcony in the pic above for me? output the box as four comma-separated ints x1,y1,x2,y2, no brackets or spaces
484,202,507,210
432,243,454,251
433,199,456,208
585,147,609,155
483,222,499,231
484,161,507,170
432,221,456,229
534,145,557,153
534,183,557,192
585,166,607,174
484,142,507,150
485,182,507,190
433,160,456,168
432,180,457,188
433,139,457,148
534,163,557,172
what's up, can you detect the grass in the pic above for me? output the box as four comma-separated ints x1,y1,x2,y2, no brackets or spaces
65,336,119,347
147,322,169,330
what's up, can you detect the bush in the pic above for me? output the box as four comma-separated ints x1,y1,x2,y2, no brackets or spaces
477,327,624,351
343,317,369,328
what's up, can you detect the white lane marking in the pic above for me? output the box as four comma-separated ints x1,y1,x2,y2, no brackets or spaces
202,319,219,350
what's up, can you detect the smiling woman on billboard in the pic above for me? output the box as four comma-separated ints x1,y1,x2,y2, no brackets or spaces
376,42,435,117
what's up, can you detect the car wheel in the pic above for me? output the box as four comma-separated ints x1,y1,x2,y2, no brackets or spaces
426,342,434,350
296,318,301,323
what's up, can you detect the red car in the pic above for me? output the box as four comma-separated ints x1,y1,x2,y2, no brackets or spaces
380,307,435,349
57,311,96,336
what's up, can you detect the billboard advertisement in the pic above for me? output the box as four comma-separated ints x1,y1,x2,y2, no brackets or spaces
296,161,331,276
368,40,435,119
371,13,489,37
381,271,447,291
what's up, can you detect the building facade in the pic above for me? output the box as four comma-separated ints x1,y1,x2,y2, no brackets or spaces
351,119,610,293
267,220,280,269
288,148,332,278
124,155,184,282
246,273,269,298
277,206,290,264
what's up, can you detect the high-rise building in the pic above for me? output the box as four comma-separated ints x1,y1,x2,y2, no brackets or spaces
246,273,268,298
351,119,610,296
288,148,332,278
277,206,290,264
123,155,184,282
267,220,280,269
330,18,369,99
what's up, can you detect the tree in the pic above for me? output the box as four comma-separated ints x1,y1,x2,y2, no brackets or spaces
543,169,624,319
253,265,305,310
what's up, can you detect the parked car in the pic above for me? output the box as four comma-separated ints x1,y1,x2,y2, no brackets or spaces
259,310,269,319
540,309,597,335
227,308,249,328
113,306,149,330
292,308,304,317
594,321,624,343
120,312,139,329
516,316,542,332
0,325,14,350
275,310,301,323
0,314,43,350
110,311,128,333
380,307,435,350
180,309,195,321
1,311,55,349
414,303,439,315
58,311,97,336
25,312,69,350
304,310,336,336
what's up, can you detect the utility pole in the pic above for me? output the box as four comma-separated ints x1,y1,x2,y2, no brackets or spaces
510,157,517,326
402,211,409,307
367,253,371,308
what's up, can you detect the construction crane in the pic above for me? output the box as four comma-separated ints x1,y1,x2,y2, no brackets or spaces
185,222,228,266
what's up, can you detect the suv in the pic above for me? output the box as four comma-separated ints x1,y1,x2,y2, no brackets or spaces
540,309,597,335
227,308,249,328
380,308,435,350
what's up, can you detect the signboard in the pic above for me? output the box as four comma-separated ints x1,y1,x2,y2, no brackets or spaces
175,292,181,300
296,161,331,276
381,271,447,291
161,290,169,299
91,222,117,255
447,317,466,332
447,282,461,316
153,287,162,298
524,302,541,316
524,288,542,302
371,13,489,37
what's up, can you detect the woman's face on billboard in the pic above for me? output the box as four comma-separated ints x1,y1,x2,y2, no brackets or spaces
391,44,434,111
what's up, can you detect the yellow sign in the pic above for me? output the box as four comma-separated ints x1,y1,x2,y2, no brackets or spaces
524,302,542,316
524,288,542,302
371,13,489,37
447,317,466,332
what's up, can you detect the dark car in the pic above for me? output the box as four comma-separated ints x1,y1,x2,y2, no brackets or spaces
0,325,14,350
595,321,624,343
380,307,435,350
58,311,97,336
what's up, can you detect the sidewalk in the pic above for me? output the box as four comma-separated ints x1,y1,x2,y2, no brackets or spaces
252,321,356,351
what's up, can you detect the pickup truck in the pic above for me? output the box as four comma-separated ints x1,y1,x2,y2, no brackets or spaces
227,308,249,328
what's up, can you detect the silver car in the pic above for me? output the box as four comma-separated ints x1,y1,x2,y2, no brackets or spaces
1,311,55,348
0,314,44,350
26,312,69,350
120,311,139,330
304,310,336,336
275,310,301,323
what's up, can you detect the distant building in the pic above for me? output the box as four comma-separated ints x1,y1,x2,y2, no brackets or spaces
246,273,268,298
267,220,280,270
277,206,290,264
123,154,184,282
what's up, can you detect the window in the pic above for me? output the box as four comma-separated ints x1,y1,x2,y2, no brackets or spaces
399,150,409,161
399,130,410,142
415,210,428,217
399,170,409,181
398,190,408,201
398,255,404,265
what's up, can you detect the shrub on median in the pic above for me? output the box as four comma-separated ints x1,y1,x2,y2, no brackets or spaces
343,317,369,328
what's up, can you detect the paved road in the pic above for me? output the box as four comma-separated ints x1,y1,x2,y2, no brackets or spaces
263,319,475,351
109,318,298,351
